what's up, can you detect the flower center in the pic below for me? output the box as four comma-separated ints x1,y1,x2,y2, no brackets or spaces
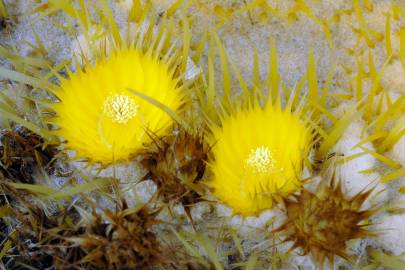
102,94,138,124
245,146,276,175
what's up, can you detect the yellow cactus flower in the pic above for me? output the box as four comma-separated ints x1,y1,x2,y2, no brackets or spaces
51,49,184,164
207,103,312,216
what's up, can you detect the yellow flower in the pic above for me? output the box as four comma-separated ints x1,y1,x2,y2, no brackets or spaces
207,103,312,216
51,49,184,164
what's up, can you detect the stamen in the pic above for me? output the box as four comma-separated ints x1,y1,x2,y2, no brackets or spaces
102,94,138,124
245,146,276,175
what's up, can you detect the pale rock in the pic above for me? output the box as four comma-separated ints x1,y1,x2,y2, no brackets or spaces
371,212,405,256
331,103,386,206
381,60,405,94
68,160,153,208
373,91,402,113
0,84,41,129
185,57,202,81
71,26,112,64
116,0,133,13
390,131,405,168
215,204,285,240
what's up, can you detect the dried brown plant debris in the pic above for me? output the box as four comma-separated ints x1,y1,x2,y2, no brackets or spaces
0,126,59,183
1,189,209,270
275,172,378,270
1,198,192,269
64,200,213,269
0,0,16,35
1,202,84,269
139,128,208,207
64,200,181,269
0,17,15,34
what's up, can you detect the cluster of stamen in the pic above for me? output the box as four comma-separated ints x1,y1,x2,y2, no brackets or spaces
245,146,276,175
102,94,138,124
